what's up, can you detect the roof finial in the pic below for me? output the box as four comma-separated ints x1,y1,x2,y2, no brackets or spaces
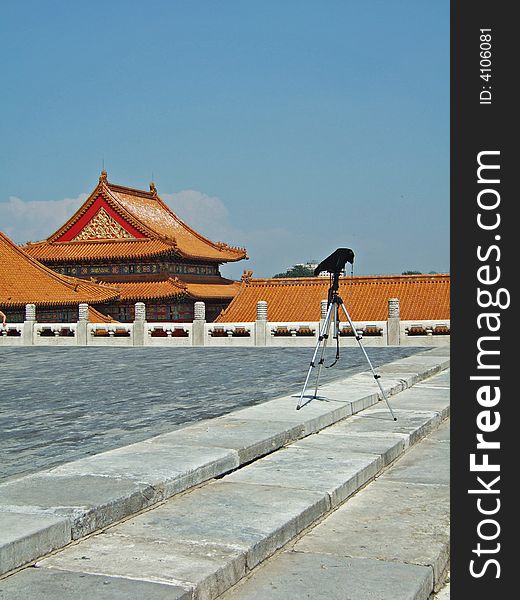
99,170,108,183
150,181,157,195
241,270,253,283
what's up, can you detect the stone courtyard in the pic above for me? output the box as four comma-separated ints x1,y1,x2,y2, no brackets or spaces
1,346,422,482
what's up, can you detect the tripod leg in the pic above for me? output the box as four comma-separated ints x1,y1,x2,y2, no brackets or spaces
297,302,334,410
312,302,337,398
339,303,397,421
312,323,330,398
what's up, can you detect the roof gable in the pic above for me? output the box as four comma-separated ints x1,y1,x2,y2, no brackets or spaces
55,197,147,242
24,172,248,263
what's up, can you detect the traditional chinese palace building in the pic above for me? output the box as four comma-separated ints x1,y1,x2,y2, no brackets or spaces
22,172,247,322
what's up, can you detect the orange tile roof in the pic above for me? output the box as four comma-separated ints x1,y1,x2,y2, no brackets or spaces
0,231,119,309
105,277,241,302
23,172,248,264
109,278,188,302
88,306,119,323
22,238,174,262
185,281,242,300
215,274,450,323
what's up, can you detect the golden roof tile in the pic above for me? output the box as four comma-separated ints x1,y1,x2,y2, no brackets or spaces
185,281,242,300
106,277,241,302
0,231,119,308
215,274,450,322
106,278,188,302
88,306,119,323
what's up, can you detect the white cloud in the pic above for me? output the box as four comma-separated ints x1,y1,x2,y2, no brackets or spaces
162,190,303,278
161,190,236,243
2,194,87,244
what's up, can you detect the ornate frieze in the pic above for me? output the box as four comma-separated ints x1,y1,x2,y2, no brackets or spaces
53,261,219,277
73,208,134,241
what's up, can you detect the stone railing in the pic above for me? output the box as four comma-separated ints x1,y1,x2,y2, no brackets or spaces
0,299,450,347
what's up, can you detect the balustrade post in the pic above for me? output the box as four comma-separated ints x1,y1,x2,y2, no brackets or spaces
387,297,401,346
22,303,36,345
255,300,268,346
76,303,89,345
319,299,329,337
192,301,206,346
133,302,146,346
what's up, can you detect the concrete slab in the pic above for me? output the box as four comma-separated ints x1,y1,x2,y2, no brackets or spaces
46,442,239,498
0,567,189,600
99,480,328,570
0,442,237,576
225,445,380,507
150,417,306,465
384,438,450,485
0,473,156,540
381,352,450,376
309,379,386,414
301,391,381,415
0,512,70,575
41,481,330,596
292,429,405,466
416,368,450,388
219,552,433,600
295,481,449,587
229,394,354,435
427,418,450,442
320,373,409,400
327,408,443,447
418,347,450,357
40,536,243,600
388,385,450,418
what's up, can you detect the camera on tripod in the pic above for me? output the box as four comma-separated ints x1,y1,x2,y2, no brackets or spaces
297,247,397,420
314,248,355,277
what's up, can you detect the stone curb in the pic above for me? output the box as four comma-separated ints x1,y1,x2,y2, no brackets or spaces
0,348,449,577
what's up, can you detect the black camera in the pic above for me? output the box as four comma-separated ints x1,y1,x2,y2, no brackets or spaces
314,248,355,276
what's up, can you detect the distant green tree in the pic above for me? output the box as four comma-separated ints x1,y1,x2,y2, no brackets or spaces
402,270,422,275
273,265,315,278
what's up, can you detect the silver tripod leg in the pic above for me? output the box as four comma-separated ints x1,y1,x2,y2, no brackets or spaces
339,302,397,421
312,322,331,399
296,302,335,410
312,302,338,399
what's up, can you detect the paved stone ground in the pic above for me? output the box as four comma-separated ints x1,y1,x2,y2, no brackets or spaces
0,346,422,482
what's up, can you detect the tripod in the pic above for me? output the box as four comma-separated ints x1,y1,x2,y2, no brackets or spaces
296,272,397,420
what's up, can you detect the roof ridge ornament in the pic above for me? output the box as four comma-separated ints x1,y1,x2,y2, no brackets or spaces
241,269,253,283
99,170,108,184
149,181,157,196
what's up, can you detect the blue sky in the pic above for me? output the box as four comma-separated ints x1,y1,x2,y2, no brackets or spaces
0,0,449,278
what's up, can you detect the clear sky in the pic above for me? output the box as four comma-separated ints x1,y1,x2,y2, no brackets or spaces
0,0,449,279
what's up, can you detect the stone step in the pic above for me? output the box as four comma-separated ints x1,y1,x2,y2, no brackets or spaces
218,418,450,600
0,362,449,599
